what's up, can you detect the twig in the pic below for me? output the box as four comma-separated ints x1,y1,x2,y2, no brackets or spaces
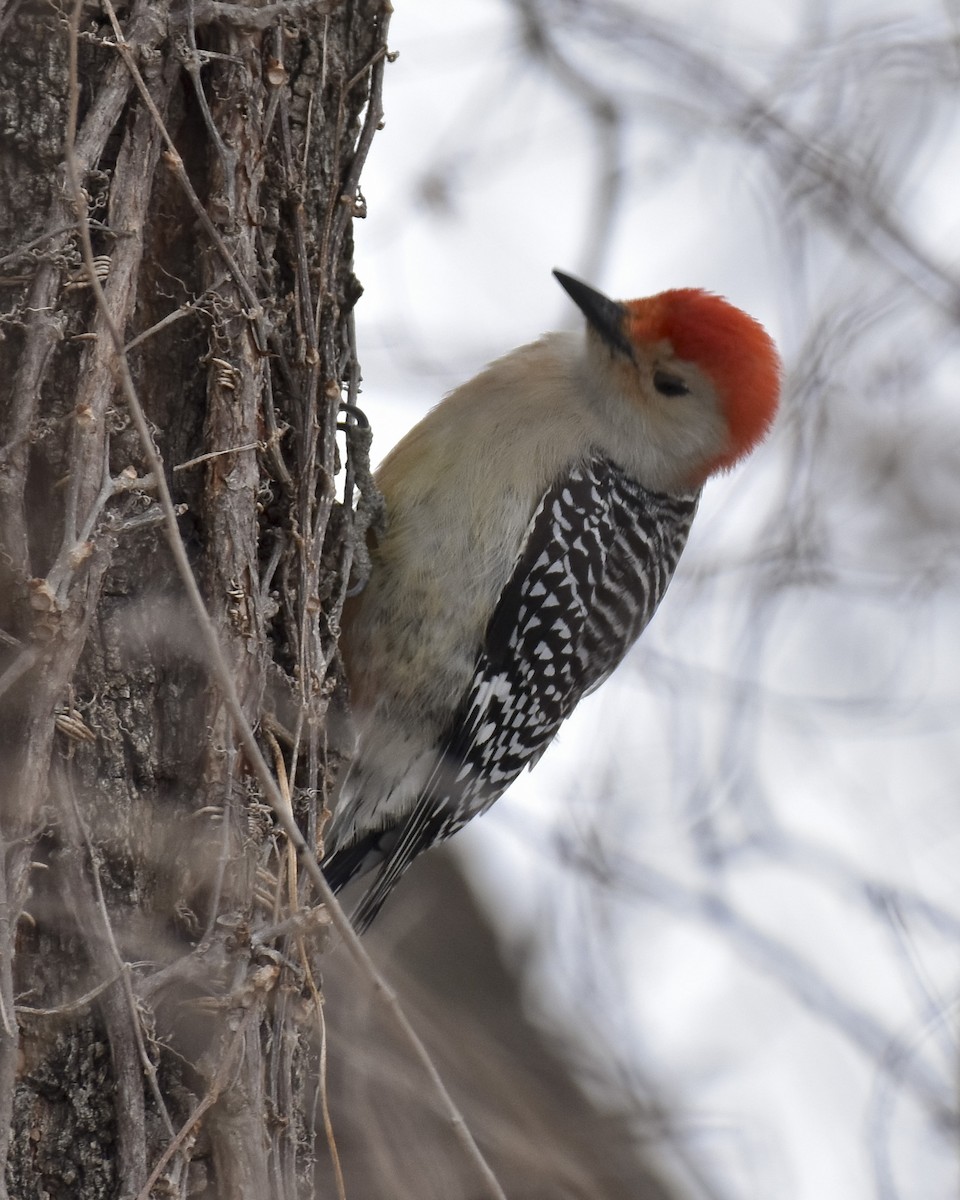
16,971,123,1017
173,442,263,472
135,1008,258,1200
46,440,111,600
123,288,216,351
260,365,294,489
182,0,236,210
269,733,346,1200
0,222,111,271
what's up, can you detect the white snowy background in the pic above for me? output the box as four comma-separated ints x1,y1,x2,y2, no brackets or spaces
352,2,960,1197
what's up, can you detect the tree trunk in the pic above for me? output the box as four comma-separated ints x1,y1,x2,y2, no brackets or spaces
0,2,387,1196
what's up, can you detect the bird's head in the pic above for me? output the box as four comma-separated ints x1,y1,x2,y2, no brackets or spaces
554,270,781,491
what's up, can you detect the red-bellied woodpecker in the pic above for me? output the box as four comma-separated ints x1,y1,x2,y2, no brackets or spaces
324,270,781,931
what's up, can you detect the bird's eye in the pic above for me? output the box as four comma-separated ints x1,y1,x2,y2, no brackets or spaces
653,370,690,397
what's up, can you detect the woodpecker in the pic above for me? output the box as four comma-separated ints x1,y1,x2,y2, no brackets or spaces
325,270,780,931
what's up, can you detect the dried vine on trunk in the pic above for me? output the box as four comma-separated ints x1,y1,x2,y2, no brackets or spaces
0,2,390,1195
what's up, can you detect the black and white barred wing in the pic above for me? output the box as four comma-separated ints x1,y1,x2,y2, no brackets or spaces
575,467,700,694
349,459,698,931
450,457,699,811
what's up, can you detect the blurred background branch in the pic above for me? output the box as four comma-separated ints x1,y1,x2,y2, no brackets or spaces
351,2,960,1197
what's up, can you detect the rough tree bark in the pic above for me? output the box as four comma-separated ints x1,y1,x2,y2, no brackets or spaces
0,1,388,1196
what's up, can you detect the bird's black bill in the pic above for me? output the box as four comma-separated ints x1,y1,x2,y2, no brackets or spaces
553,269,634,361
